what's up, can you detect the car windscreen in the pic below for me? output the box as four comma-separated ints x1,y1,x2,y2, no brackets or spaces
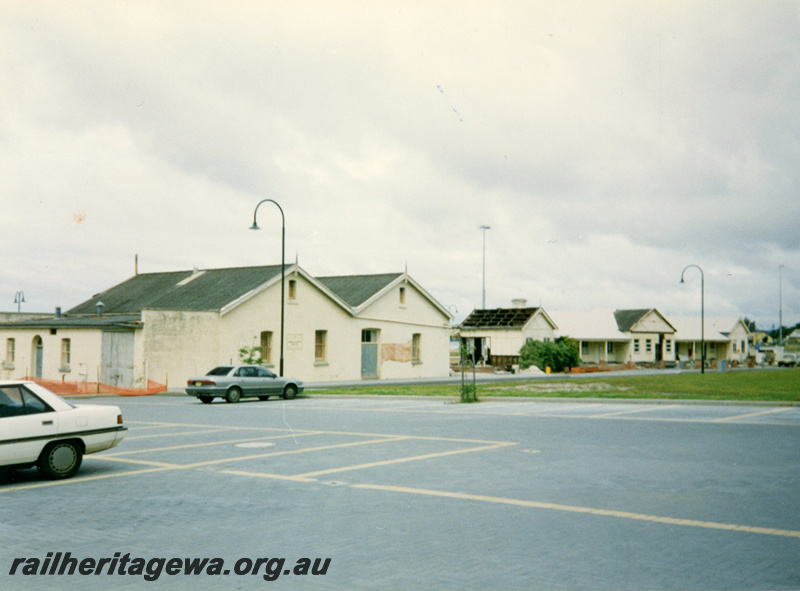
207,366,234,376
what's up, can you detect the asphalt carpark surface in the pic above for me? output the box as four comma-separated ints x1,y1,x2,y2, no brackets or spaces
2,394,799,590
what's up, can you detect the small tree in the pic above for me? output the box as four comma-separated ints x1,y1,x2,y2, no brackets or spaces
459,342,478,403
238,345,263,365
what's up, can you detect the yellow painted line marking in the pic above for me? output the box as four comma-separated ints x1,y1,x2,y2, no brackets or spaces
712,408,792,423
295,442,516,478
543,414,710,423
370,402,448,411
589,405,679,418
125,421,194,429
219,470,317,483
273,402,800,426
87,455,180,468
127,420,313,433
125,419,518,446
121,423,181,431
352,483,800,538
103,432,323,456
511,403,604,416
125,428,233,440
0,467,175,493
575,416,800,427
250,427,510,446
179,436,410,469
122,420,513,449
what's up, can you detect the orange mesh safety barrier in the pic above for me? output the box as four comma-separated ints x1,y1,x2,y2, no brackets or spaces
30,378,167,397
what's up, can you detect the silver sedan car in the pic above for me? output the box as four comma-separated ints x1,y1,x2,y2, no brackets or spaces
185,365,304,404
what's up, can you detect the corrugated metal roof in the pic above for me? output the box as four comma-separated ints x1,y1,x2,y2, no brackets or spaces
550,310,630,341
613,309,650,332
63,266,407,318
67,266,284,315
316,273,402,308
0,314,142,330
665,316,742,342
460,307,541,329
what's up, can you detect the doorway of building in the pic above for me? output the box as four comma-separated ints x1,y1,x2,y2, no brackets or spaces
361,329,379,378
31,336,43,378
101,331,135,387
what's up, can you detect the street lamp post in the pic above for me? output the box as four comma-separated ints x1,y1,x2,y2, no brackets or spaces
779,264,785,346
13,291,24,313
250,199,285,377
680,264,705,374
479,225,491,308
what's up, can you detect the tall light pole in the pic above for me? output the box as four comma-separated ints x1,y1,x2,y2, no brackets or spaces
479,225,491,309
680,264,705,374
13,291,24,313
250,199,285,377
779,264,785,346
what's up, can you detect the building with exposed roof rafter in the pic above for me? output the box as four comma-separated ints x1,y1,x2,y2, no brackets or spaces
459,302,751,370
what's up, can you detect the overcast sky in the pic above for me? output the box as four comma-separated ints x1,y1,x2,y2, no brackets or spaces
2,1,798,330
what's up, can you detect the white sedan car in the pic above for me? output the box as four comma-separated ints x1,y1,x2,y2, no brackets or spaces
0,380,127,480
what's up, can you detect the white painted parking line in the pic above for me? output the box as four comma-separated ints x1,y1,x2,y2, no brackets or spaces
711,407,792,422
588,405,679,418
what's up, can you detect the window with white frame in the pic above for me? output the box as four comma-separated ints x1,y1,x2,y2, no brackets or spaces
634,339,640,353
60,338,71,369
646,339,652,353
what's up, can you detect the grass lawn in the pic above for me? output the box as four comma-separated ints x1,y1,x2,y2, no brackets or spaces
310,368,800,402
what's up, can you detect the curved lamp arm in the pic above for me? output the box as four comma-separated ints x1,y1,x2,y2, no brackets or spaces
680,264,705,374
250,199,286,377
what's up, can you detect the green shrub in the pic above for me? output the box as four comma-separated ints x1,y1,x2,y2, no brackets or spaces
519,337,580,373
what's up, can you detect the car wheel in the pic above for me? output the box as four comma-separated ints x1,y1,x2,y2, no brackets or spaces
282,384,298,400
258,396,270,401
38,441,83,480
199,396,213,404
226,387,242,403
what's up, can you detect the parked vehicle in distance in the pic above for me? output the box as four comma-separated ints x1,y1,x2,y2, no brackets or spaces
186,365,305,404
777,353,798,367
1,380,126,479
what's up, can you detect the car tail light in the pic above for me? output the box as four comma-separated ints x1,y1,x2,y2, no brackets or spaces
117,414,124,425
188,380,216,386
